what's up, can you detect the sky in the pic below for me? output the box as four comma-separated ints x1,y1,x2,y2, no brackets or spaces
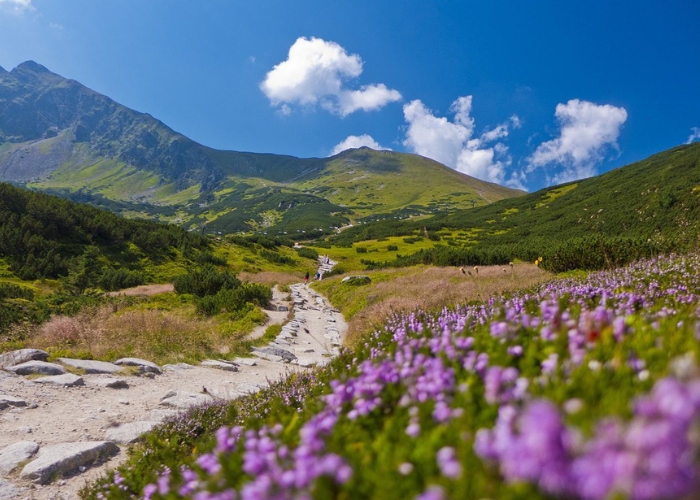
0,0,698,192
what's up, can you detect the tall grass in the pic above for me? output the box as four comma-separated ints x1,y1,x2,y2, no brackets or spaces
314,263,548,346
28,301,265,364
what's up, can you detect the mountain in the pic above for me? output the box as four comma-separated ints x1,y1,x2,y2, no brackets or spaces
0,61,523,234
332,142,700,271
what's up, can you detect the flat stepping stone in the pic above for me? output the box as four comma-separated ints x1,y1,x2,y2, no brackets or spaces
0,478,22,499
205,386,244,400
0,441,39,475
159,390,213,409
58,358,122,374
251,351,283,363
236,383,262,394
163,363,195,372
105,421,159,444
147,409,179,422
32,374,84,387
114,358,162,374
254,347,297,363
20,441,119,484
0,395,26,410
294,358,317,368
6,361,66,376
233,357,257,366
200,360,239,372
91,377,129,389
0,349,48,369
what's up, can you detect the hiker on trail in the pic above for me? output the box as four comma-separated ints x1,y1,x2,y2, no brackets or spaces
326,256,330,264
304,271,309,284
315,271,320,280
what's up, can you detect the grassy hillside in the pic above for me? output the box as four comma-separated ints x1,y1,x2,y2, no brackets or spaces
329,142,700,272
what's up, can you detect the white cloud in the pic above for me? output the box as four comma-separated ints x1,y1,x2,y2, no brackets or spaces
0,0,33,13
686,127,700,144
330,135,389,156
402,96,523,188
527,99,628,184
260,37,401,116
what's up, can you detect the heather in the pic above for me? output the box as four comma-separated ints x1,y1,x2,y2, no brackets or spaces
87,253,700,499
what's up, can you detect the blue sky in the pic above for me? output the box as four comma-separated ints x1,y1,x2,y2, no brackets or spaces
0,0,698,191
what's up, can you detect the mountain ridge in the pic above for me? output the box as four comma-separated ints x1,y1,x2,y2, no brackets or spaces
0,60,523,234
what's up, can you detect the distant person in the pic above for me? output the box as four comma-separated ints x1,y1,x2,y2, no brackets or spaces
315,271,320,280
326,256,330,264
304,271,309,284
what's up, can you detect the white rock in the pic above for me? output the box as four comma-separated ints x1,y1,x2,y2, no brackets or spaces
0,441,39,475
233,358,257,366
0,478,22,499
20,441,119,484
105,421,159,444
32,374,84,387
200,360,239,372
58,358,122,374
91,377,129,389
0,395,26,410
114,358,162,374
159,391,213,409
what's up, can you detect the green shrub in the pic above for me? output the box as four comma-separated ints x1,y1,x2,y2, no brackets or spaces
173,265,241,298
99,268,145,291
295,247,319,261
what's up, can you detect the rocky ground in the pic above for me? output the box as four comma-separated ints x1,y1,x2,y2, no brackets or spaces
0,272,346,499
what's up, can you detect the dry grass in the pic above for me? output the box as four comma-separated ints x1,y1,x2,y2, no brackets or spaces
30,306,236,363
104,284,175,297
317,263,550,347
238,271,301,288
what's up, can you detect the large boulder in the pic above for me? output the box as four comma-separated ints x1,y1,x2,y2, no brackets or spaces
0,349,49,369
6,361,66,376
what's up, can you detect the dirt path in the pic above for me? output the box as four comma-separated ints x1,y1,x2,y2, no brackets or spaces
0,284,346,499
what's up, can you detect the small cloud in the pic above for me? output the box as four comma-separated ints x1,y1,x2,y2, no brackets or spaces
248,56,256,63
260,37,401,116
686,127,700,144
330,134,390,156
49,22,63,30
0,0,34,13
527,99,628,184
402,96,522,187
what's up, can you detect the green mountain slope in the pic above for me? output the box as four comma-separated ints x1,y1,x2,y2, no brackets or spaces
331,142,700,270
0,61,523,235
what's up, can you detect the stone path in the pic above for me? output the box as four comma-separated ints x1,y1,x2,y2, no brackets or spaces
0,281,346,499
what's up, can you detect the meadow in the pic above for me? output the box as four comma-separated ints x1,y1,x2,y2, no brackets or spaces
85,252,700,500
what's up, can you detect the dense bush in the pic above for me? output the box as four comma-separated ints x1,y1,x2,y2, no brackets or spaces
196,283,272,316
259,249,296,266
98,268,145,291
173,265,241,298
0,183,209,280
295,247,319,261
